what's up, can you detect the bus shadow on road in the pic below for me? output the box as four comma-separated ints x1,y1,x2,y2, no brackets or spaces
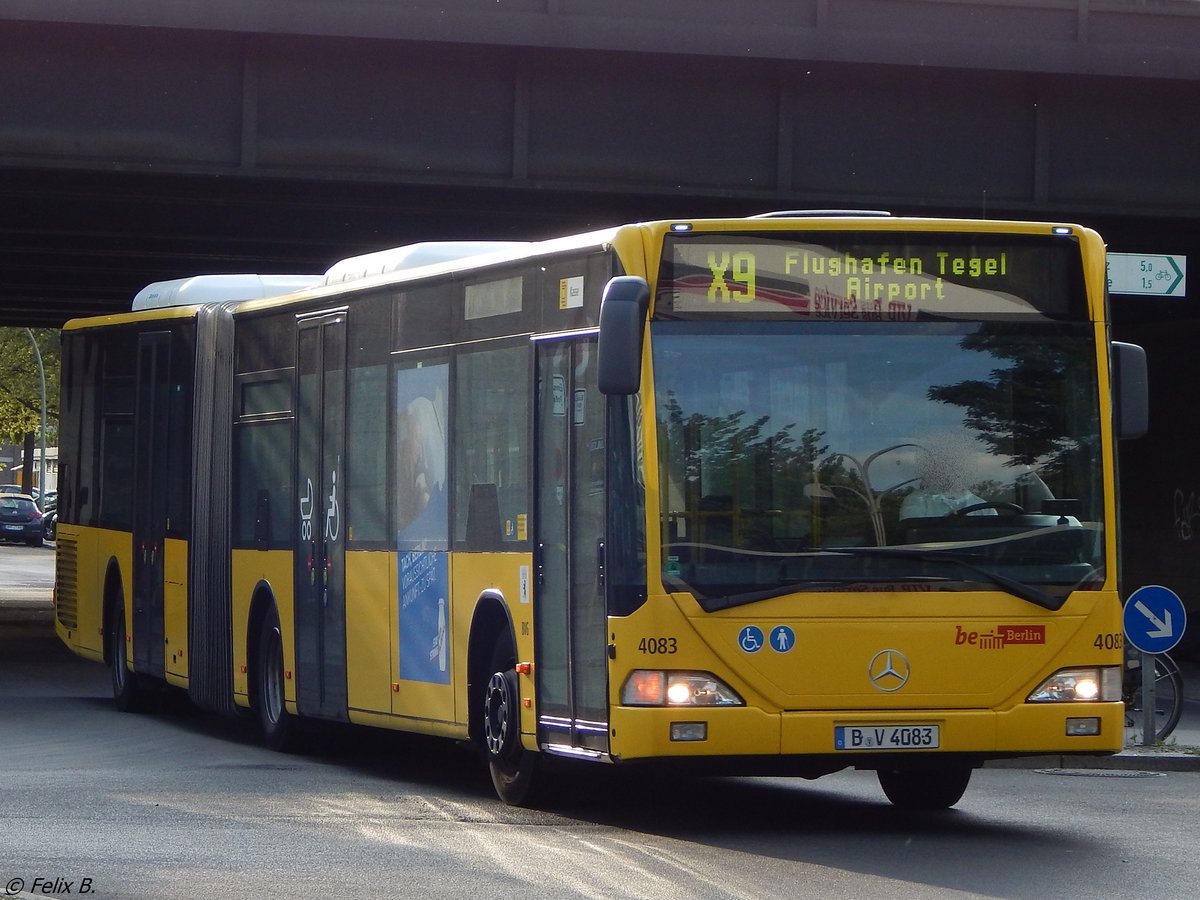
66,676,1111,889
66,686,1112,898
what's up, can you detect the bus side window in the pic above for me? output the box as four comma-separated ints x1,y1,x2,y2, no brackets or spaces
454,343,531,548
466,483,502,550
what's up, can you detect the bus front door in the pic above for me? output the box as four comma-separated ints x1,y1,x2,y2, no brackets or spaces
535,338,609,756
294,314,348,721
131,331,170,679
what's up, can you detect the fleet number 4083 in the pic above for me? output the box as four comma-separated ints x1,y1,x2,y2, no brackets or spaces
638,637,678,654
1094,632,1123,650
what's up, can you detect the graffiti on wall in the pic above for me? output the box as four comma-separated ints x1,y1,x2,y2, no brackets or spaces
1174,488,1200,541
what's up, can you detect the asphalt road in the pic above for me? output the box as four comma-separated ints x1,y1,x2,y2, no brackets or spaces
3,543,1200,900
0,540,54,602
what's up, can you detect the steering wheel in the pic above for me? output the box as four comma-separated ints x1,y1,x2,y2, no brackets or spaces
948,501,1025,517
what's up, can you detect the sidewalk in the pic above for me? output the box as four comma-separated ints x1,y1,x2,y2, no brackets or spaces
1112,655,1200,770
0,585,54,625
988,656,1200,772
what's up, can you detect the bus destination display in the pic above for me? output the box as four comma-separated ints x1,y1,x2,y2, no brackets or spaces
660,234,1078,320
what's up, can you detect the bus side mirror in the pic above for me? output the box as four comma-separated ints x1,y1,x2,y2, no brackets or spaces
598,276,650,395
1113,341,1148,440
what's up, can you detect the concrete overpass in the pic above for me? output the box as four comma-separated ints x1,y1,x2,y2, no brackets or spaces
3,0,1200,636
2,0,1199,328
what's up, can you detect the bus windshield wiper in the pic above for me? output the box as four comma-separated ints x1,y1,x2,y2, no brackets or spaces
696,547,1062,613
825,547,1062,610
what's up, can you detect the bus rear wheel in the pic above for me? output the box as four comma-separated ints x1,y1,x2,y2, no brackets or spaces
877,764,972,811
256,606,301,752
109,603,148,713
483,635,539,806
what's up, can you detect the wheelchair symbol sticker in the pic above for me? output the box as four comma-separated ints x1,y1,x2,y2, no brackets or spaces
739,626,765,653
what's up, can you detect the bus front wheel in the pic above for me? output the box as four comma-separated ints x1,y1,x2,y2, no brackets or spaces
877,764,972,811
483,634,540,806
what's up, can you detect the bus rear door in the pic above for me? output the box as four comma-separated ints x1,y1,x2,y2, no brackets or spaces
131,331,171,679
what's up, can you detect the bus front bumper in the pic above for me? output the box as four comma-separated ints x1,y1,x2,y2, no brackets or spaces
608,702,1125,763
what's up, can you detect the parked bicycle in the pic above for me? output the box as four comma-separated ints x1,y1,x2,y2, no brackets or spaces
1123,649,1184,743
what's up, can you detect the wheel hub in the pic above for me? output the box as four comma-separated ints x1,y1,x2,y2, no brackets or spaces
484,671,512,757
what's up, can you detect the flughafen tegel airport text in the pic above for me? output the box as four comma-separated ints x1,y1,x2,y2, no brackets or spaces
701,248,1012,317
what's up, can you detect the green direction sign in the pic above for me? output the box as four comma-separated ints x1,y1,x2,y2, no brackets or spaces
1107,252,1187,297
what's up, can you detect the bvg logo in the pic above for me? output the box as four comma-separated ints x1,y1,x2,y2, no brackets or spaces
955,624,1046,649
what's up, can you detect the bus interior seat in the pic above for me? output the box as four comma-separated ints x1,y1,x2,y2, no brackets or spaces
466,482,502,550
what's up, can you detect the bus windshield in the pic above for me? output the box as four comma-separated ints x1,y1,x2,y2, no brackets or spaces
652,320,1104,610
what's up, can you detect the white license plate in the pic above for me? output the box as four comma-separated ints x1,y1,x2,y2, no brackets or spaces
3,524,22,531
835,724,940,750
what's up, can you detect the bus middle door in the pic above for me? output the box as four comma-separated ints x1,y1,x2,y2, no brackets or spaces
294,313,348,721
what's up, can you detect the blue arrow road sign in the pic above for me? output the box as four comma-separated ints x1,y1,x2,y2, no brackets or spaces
1123,585,1187,654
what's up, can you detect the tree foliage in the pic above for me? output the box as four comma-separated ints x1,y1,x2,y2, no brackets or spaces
0,327,60,448
926,328,1096,480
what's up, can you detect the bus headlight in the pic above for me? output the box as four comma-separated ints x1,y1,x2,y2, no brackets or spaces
621,670,744,707
1026,666,1121,703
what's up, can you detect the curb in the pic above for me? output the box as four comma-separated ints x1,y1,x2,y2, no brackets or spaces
986,748,1200,773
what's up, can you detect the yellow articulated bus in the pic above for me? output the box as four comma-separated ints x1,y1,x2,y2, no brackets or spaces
54,213,1148,809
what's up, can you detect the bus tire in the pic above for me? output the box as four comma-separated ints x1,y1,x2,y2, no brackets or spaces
483,633,540,806
877,764,971,811
255,606,301,753
109,602,148,713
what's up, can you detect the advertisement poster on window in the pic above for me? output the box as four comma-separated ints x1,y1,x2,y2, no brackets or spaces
399,549,449,683
396,363,450,684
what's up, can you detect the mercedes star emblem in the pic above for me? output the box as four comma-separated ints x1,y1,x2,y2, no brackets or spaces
868,649,911,692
